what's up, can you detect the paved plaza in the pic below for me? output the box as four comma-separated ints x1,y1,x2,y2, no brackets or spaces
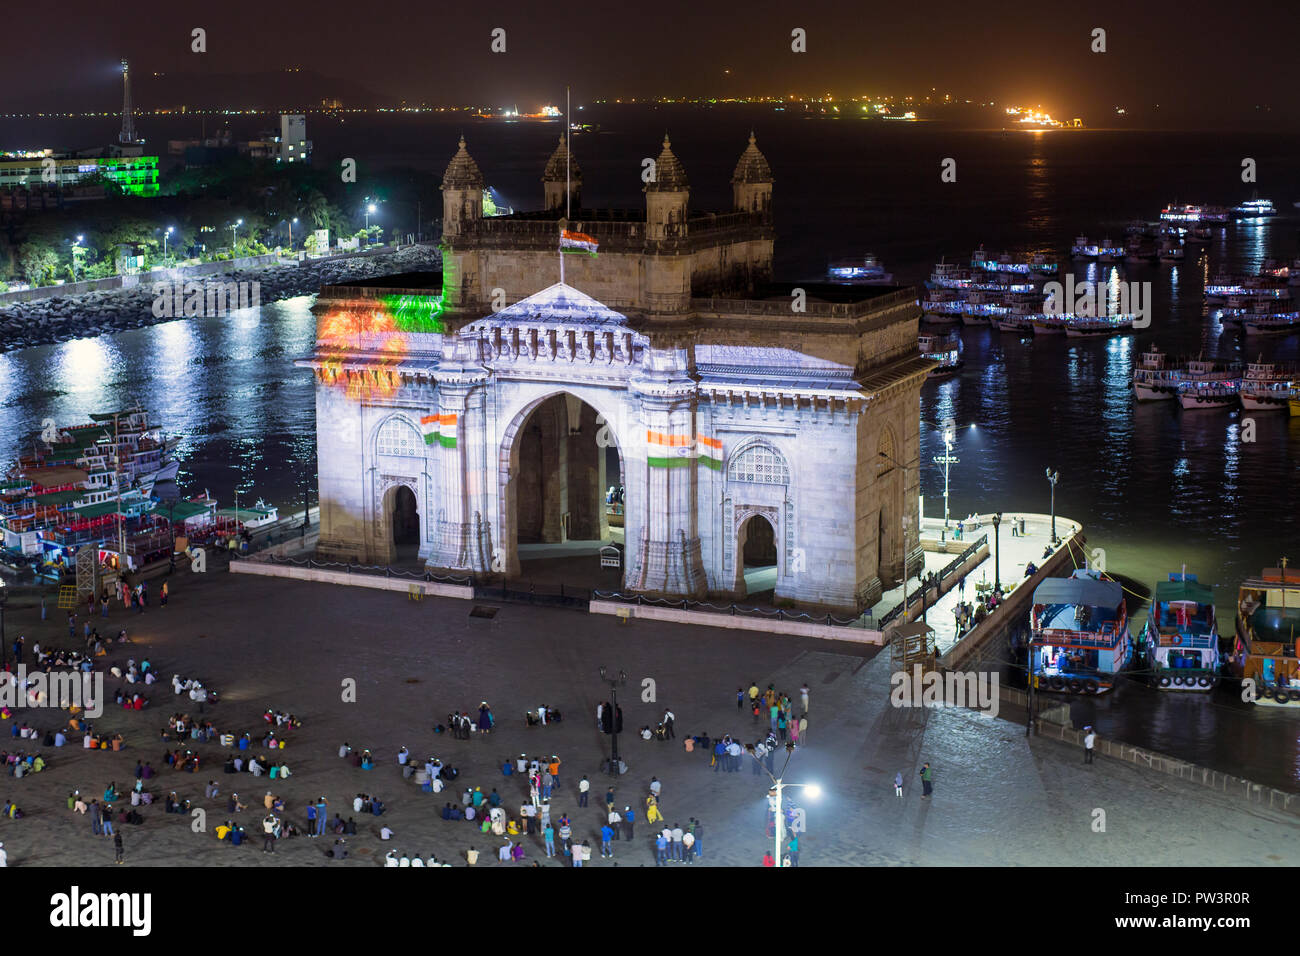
1,565,1296,867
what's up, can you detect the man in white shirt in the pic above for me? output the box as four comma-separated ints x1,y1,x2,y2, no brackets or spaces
380,825,393,840
1083,726,1096,764
339,743,351,759
670,824,684,861
752,741,767,775
662,709,676,739
682,829,695,863
649,777,662,799
538,704,547,725
353,794,364,814
727,740,743,773
397,747,409,766
608,808,622,839
516,754,528,774
578,775,590,807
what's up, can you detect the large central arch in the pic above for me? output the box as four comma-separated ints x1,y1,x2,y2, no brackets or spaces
495,388,629,583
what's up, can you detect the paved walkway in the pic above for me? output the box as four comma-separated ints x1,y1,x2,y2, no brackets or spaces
0,567,1294,867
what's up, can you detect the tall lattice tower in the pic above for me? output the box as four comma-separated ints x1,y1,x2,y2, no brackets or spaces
119,58,141,145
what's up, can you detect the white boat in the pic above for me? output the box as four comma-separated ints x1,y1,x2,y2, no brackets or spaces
1239,359,1296,411
1157,228,1183,264
918,331,963,378
1133,345,1179,401
959,289,1006,326
994,300,1039,333
1097,237,1121,263
827,254,894,285
1243,311,1300,336
1071,235,1096,258
1178,380,1240,410
928,261,971,290
921,289,964,324
1063,315,1135,337
1234,196,1277,220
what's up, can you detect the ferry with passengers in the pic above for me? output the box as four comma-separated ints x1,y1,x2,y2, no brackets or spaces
1029,567,1132,695
1229,561,1300,707
1138,572,1220,691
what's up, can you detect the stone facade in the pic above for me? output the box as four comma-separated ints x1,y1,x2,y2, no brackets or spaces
300,134,929,613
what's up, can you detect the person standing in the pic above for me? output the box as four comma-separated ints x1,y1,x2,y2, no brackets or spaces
113,831,124,864
920,763,933,798
543,823,555,858
769,700,780,733
578,775,589,807
306,800,317,837
787,834,800,867
90,799,102,835
662,708,676,739
894,771,904,798
736,688,744,710
622,806,634,841
681,828,695,864
467,845,480,865
690,818,703,860
315,797,328,836
655,831,669,866
608,807,622,840
604,786,615,813
800,682,809,713
1083,726,1096,764
600,822,613,858
670,822,684,861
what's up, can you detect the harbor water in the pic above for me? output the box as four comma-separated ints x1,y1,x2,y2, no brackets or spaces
2,111,1299,786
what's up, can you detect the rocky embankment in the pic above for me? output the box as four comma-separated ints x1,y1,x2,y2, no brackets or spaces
0,244,442,353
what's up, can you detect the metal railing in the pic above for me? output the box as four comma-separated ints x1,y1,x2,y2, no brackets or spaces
243,550,472,586
591,589,872,628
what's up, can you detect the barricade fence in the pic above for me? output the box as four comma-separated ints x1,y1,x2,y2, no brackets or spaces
591,590,870,628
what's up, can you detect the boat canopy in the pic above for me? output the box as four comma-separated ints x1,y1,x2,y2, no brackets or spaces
1154,579,1213,605
1033,577,1123,609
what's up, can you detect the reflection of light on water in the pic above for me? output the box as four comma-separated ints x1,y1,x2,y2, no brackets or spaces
151,319,198,385
54,336,120,397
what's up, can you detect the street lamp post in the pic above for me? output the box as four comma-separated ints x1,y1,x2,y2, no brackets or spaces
879,450,919,623
0,577,7,670
598,666,627,776
71,235,85,280
992,511,1002,594
1045,468,1059,544
230,219,243,250
748,742,820,867
364,203,377,246
932,424,959,533
288,217,298,252
163,226,173,263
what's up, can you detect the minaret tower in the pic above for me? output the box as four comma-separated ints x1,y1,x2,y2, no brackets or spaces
731,132,773,214
542,135,581,212
439,136,485,309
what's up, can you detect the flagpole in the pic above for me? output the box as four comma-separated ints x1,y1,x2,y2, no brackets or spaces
561,84,570,286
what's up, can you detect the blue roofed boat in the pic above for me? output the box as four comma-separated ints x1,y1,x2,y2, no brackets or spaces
1029,568,1133,694
1138,571,1220,691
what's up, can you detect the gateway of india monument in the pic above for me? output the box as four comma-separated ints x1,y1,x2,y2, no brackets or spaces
300,133,929,614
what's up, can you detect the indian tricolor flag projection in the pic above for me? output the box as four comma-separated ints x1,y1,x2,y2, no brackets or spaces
647,430,695,468
559,229,599,256
697,435,723,471
422,413,458,448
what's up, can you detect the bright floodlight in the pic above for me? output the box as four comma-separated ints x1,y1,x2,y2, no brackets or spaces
804,784,823,799
367,204,376,213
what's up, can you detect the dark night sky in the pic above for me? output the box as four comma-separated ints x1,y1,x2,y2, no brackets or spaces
4,0,1298,123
